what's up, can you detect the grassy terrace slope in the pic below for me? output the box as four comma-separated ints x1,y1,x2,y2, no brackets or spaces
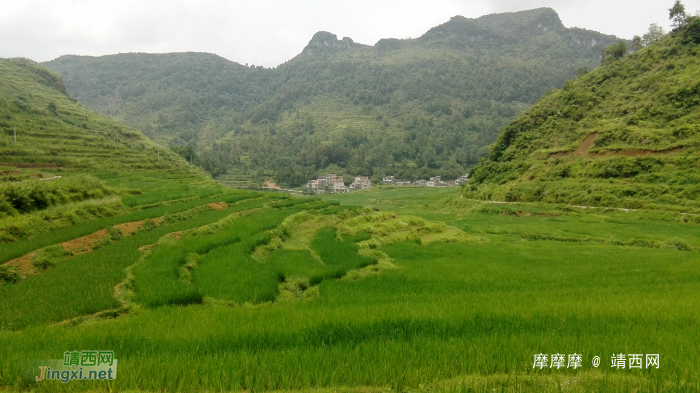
44,8,623,185
0,58,189,171
466,20,700,211
0,59,213,247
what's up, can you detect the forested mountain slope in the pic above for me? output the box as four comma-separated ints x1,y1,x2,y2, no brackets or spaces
466,19,700,211
0,58,192,172
44,8,622,186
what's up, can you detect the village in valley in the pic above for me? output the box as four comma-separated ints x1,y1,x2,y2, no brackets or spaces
306,174,469,194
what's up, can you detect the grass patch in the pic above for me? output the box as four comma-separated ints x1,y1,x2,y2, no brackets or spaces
309,227,377,283
268,250,331,284
135,207,294,307
196,238,282,304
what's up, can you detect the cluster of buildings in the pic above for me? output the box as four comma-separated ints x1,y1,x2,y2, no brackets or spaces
306,174,370,194
382,174,469,187
306,173,469,194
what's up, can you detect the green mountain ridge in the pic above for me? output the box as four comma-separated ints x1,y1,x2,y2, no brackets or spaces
0,58,193,172
466,19,700,211
43,8,624,186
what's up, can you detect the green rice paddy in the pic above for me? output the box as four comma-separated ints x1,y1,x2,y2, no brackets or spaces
1,184,699,392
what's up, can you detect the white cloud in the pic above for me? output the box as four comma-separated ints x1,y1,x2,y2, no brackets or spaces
1,0,699,66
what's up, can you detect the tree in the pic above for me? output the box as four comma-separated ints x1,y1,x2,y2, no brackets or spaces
642,23,666,46
631,35,643,51
171,144,197,164
601,40,627,65
669,0,688,30
683,17,700,44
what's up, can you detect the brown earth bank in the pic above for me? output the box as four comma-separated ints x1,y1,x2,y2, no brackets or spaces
114,220,145,237
262,180,282,189
207,202,228,210
168,231,184,239
574,133,598,156
5,252,37,276
61,229,109,255
549,133,685,159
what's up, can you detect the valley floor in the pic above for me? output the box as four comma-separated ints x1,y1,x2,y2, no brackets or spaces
1,182,699,393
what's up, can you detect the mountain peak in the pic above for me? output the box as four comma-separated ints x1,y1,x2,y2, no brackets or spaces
302,32,361,55
420,7,565,42
10,58,69,96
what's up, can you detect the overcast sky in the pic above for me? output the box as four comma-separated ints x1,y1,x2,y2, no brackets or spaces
2,0,699,67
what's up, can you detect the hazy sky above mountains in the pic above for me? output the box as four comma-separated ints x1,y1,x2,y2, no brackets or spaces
2,0,699,67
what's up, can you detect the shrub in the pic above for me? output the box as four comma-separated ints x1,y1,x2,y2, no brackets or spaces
32,245,69,270
0,174,113,214
664,237,694,251
0,265,23,283
0,194,16,216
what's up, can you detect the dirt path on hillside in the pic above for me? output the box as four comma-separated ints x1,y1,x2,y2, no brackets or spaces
550,133,684,159
574,133,597,156
550,133,596,158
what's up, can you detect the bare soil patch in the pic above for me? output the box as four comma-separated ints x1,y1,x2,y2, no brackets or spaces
5,252,37,276
169,231,184,239
207,202,228,210
114,221,144,237
138,244,156,251
61,229,109,255
550,133,598,159
574,133,598,156
262,180,281,189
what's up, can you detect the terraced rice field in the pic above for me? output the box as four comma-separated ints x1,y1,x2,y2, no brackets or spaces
1,184,699,392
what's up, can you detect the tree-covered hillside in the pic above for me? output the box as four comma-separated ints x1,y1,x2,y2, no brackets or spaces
44,8,623,187
0,58,192,172
466,18,700,211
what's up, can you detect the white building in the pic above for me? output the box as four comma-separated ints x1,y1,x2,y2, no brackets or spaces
352,176,371,190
